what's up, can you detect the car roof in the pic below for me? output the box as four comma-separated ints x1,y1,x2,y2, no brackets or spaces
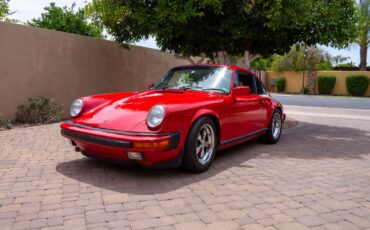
172,64,256,76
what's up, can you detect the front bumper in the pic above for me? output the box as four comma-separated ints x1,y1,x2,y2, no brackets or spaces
60,121,182,166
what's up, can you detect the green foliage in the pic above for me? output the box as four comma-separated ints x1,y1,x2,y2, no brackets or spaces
337,62,357,68
28,3,104,38
318,75,336,95
0,0,15,22
0,112,5,127
316,61,334,71
346,75,370,96
356,0,370,70
87,0,357,58
276,78,286,92
0,113,11,130
303,87,310,95
271,45,333,72
0,0,9,19
15,96,64,124
250,56,273,71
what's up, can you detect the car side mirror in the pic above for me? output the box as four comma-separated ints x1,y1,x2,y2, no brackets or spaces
234,86,251,97
147,83,154,89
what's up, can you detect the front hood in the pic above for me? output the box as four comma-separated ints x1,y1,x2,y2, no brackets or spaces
73,90,222,131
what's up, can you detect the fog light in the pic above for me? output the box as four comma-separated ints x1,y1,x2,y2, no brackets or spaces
127,152,143,160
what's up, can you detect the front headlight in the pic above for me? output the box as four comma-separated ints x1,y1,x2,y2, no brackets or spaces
70,99,84,117
147,105,165,128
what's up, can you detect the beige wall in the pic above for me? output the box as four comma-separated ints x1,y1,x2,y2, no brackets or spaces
0,22,197,120
265,71,307,94
318,71,370,96
266,71,370,96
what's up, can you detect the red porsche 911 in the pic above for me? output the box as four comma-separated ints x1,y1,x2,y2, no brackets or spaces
61,64,285,172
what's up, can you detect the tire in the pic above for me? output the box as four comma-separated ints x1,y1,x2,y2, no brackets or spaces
182,117,217,173
262,109,283,144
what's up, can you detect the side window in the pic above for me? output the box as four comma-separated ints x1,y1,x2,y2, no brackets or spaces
233,73,240,87
236,71,257,94
256,80,268,95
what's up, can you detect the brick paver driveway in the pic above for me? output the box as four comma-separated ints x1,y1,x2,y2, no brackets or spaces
1,105,370,229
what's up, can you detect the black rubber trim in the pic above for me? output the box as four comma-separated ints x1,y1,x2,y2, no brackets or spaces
66,120,169,137
61,129,132,148
168,132,181,150
221,128,268,145
82,150,184,169
143,149,184,169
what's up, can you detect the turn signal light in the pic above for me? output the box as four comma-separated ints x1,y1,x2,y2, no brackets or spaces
133,139,169,149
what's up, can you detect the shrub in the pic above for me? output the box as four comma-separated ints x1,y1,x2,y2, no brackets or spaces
318,75,336,95
346,75,369,96
15,96,64,124
0,113,6,128
303,86,310,95
276,77,286,92
0,113,12,130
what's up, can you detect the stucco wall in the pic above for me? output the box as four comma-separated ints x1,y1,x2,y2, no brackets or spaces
0,22,197,120
266,71,370,96
265,72,308,94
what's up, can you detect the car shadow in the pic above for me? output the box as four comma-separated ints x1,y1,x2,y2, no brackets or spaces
56,121,370,194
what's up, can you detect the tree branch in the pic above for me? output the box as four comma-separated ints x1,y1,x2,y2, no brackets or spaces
174,54,196,64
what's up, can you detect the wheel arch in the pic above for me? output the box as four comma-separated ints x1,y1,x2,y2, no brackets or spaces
189,110,221,148
275,106,282,113
264,104,283,128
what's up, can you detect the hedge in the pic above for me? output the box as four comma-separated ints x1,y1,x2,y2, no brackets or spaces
318,75,336,95
276,77,286,92
346,75,369,96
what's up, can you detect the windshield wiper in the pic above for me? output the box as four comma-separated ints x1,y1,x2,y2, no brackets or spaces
159,86,178,90
201,88,228,94
179,86,203,91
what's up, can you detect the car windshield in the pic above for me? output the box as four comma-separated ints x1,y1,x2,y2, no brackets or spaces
154,66,232,94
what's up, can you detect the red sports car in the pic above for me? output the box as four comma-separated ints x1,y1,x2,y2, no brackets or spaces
61,64,285,172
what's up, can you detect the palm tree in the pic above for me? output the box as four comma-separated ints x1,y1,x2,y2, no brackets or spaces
357,0,370,70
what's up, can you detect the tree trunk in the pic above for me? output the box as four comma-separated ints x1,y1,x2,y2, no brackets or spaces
213,51,231,65
210,51,261,69
174,54,206,64
360,42,368,71
307,71,316,94
235,51,260,69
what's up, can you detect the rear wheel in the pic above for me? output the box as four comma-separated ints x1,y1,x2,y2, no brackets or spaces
182,117,217,173
262,110,282,144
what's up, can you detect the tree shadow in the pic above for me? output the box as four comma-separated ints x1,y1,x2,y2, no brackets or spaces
56,121,370,194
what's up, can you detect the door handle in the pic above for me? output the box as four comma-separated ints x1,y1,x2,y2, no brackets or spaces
258,100,265,105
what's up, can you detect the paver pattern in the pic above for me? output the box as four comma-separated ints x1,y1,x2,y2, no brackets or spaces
1,110,370,229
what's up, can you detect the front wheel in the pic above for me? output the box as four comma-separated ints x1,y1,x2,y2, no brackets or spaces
262,110,282,144
182,117,217,173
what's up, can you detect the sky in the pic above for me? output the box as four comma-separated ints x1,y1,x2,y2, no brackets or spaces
8,0,365,65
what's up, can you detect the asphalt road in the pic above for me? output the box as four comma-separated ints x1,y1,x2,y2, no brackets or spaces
272,93,370,110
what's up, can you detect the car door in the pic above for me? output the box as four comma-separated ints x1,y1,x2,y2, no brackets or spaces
223,71,267,142
255,78,269,127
